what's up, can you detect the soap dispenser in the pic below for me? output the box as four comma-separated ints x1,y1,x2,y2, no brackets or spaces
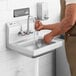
37,2,49,20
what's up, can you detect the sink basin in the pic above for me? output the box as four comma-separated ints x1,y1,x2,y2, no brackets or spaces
6,21,64,58
7,38,63,58
16,38,55,49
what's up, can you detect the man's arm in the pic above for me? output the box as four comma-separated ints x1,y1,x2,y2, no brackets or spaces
60,4,76,33
35,4,76,36
35,4,76,44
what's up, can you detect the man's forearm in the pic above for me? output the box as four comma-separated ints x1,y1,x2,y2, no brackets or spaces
42,4,76,33
42,23,60,30
42,16,74,32
51,17,75,36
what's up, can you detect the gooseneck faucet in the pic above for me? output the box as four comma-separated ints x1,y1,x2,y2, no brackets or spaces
18,15,36,36
26,15,30,35
26,15,37,35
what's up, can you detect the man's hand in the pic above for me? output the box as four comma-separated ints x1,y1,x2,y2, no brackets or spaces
35,21,62,44
44,33,54,44
35,4,76,44
35,20,43,31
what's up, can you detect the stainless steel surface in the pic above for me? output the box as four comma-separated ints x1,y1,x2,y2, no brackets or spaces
37,2,49,20
17,15,35,36
6,21,63,58
26,16,36,35
39,51,56,76
18,25,26,36
13,8,34,35
26,15,33,35
13,8,30,17
16,38,55,50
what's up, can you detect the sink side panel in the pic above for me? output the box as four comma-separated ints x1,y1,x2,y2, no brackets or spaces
39,51,56,76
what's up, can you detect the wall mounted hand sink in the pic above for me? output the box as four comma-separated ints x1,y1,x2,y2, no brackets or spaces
11,38,63,58
6,21,63,58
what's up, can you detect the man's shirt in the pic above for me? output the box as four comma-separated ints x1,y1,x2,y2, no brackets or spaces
66,0,76,5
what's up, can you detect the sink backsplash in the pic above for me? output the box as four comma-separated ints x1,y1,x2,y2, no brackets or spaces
6,17,52,45
6,19,36,44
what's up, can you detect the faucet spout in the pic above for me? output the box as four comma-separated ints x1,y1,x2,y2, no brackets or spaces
27,15,30,35
26,15,36,35
18,15,36,36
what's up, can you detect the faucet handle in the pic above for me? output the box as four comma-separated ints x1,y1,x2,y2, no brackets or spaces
18,25,26,36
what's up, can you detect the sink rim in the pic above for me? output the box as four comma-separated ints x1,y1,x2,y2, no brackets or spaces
7,38,64,58
14,38,56,49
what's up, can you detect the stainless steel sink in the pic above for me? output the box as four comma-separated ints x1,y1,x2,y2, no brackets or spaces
16,39,55,49
8,38,63,58
6,21,64,58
